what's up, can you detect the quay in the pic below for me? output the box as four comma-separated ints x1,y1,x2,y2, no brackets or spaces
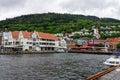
0,50,115,54
0,51,57,54
87,65,120,80
68,50,115,55
0,50,116,55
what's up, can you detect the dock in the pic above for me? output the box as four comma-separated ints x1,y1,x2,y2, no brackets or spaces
87,65,120,80
68,50,115,55
0,51,57,54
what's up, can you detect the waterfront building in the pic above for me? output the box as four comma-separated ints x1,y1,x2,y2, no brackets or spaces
88,39,106,46
75,38,88,46
55,33,67,52
58,37,67,49
106,37,120,49
0,33,3,46
2,31,67,52
36,32,59,52
19,31,33,51
2,31,16,51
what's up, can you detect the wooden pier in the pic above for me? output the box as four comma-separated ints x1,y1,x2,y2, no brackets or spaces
87,66,120,80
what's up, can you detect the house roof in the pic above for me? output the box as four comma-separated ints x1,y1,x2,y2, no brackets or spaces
22,31,33,38
11,31,19,39
37,32,58,40
109,42,119,45
11,31,58,40
107,37,120,41
106,37,120,45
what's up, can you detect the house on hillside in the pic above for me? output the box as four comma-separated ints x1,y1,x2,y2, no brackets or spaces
88,39,106,46
75,38,88,46
106,37,120,49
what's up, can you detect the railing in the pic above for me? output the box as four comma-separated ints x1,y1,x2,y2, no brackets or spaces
86,66,118,80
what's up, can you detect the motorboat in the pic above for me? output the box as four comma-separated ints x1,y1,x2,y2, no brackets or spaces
104,53,120,66
57,48,65,53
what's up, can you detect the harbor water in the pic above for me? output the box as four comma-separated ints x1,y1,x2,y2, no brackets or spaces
0,53,110,80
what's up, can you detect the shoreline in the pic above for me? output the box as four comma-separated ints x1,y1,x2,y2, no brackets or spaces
0,50,115,55
0,51,57,55
68,50,115,55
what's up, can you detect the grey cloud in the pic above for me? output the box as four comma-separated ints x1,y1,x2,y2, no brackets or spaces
0,0,120,20
0,0,26,8
60,0,119,13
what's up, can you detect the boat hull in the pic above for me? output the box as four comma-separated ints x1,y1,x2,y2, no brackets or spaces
103,57,120,66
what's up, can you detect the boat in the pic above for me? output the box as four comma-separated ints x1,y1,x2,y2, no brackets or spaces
57,48,65,53
104,52,120,66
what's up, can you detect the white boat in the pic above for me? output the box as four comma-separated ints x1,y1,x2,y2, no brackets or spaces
104,53,120,66
57,48,65,53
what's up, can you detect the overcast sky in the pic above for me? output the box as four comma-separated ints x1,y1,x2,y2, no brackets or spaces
0,0,120,21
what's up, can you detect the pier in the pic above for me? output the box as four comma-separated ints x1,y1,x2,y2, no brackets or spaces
87,65,120,80
0,51,57,54
68,49,114,55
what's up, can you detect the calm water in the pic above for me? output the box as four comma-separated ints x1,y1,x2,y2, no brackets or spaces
0,53,110,80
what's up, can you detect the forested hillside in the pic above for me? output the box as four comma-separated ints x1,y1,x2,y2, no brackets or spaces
0,13,120,34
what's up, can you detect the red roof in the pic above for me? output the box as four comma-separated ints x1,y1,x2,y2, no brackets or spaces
37,32,58,40
106,37,120,45
11,31,19,39
110,42,119,45
11,31,58,40
22,31,33,38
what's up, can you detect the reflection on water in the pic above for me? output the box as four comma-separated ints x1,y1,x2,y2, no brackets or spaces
0,53,110,80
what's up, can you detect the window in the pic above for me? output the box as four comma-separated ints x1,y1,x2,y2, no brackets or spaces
16,42,19,45
21,42,23,44
5,42,7,45
33,42,35,45
109,61,115,64
29,42,32,44
116,62,119,64
36,42,38,44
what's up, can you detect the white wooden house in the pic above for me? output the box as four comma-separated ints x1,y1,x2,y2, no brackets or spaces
2,31,67,52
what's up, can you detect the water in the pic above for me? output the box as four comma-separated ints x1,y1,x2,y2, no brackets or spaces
0,53,110,80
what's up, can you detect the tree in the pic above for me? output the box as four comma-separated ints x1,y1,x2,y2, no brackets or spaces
75,43,79,46
98,43,104,47
116,43,120,49
0,13,120,36
71,33,80,39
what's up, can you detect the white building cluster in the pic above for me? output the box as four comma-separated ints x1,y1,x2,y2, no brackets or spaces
2,31,67,52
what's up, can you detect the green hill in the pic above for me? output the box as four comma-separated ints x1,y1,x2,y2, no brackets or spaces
0,13,120,33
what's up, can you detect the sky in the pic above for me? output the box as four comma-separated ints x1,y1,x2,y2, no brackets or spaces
0,0,120,21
